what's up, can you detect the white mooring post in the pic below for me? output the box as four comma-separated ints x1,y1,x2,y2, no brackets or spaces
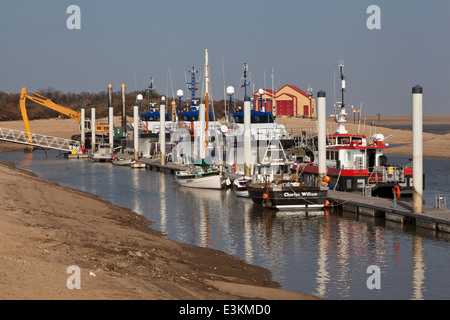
133,103,139,161
412,85,423,214
244,95,251,177
108,84,114,155
91,105,96,153
80,106,85,152
317,91,327,185
159,96,166,165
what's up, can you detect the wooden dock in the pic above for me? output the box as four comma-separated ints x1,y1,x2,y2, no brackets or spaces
327,190,450,233
139,158,187,174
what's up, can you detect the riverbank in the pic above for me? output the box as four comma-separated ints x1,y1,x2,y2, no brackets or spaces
0,160,318,300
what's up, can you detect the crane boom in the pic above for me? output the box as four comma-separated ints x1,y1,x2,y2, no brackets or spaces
19,87,96,149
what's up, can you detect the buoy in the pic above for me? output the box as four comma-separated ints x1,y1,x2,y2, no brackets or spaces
323,176,330,183
262,193,269,199
393,185,400,199
324,200,330,207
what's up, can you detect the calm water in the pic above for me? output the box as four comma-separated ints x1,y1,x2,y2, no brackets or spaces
1,150,450,300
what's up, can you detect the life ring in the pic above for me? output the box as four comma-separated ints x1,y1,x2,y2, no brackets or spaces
393,185,400,199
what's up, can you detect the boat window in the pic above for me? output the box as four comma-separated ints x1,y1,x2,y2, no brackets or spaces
326,150,338,160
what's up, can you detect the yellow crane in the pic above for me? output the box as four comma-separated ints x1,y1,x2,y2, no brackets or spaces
19,87,108,147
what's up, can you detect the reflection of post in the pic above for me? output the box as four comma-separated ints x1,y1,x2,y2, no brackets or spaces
412,85,423,213
159,172,167,233
412,236,425,300
315,221,330,297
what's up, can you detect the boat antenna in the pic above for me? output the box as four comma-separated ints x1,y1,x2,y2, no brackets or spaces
339,60,345,109
336,60,348,134
148,77,154,109
187,66,199,107
241,63,251,98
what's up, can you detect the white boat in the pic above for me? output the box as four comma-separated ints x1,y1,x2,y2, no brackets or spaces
175,166,224,189
111,157,133,166
130,161,146,168
233,176,251,197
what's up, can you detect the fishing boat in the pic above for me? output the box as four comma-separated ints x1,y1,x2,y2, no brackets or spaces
293,63,415,197
247,182,328,210
246,138,328,210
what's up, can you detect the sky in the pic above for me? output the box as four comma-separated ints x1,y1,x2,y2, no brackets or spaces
1,0,449,115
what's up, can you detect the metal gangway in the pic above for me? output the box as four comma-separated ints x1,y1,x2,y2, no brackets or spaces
0,127,81,152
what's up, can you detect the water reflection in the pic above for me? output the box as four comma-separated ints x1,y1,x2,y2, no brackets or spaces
1,150,450,299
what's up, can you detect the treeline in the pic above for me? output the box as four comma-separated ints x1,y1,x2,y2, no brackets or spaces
0,88,241,121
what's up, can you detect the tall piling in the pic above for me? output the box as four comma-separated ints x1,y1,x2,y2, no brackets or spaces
199,100,206,160
121,84,126,133
91,105,96,153
317,91,327,184
80,106,85,152
133,103,139,161
159,97,166,165
244,95,251,177
412,85,423,213
108,84,114,154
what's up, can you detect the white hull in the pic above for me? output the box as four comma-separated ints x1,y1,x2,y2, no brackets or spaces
112,159,133,166
233,178,250,197
176,173,223,189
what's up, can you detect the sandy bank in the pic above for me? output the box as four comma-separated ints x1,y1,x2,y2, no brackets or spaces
0,161,317,300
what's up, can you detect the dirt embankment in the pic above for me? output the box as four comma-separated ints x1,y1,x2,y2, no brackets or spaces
0,160,316,300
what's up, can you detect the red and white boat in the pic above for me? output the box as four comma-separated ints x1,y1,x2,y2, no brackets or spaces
292,63,415,197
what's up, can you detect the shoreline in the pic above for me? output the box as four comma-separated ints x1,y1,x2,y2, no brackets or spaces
0,159,317,300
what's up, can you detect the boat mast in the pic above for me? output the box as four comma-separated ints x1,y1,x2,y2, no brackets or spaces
204,49,210,149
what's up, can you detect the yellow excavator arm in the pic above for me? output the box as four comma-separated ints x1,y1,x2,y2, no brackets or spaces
20,87,81,124
19,87,110,150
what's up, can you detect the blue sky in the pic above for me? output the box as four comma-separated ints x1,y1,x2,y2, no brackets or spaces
1,0,449,115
